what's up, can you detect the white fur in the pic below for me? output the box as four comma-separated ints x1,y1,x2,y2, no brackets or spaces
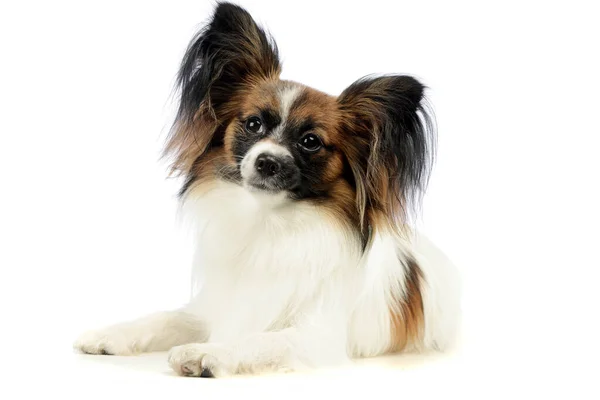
271,85,302,140
73,311,207,355
240,140,293,186
74,180,461,377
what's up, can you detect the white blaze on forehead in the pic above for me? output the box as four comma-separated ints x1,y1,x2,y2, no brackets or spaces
240,141,293,181
272,85,303,139
279,85,303,121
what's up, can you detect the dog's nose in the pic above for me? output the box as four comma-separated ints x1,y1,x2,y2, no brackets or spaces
255,154,281,177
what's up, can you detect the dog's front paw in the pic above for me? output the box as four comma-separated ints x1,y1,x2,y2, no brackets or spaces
168,343,236,378
73,328,138,356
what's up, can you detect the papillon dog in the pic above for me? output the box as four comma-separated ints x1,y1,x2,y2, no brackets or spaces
74,2,461,378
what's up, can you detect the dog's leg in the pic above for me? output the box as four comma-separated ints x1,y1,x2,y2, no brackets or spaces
168,327,349,378
74,310,208,355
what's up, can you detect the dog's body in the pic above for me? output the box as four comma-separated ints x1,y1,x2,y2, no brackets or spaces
74,3,461,377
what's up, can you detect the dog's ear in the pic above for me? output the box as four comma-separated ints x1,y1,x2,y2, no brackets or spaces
164,2,281,175
337,75,435,232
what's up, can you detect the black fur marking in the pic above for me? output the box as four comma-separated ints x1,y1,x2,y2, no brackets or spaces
258,117,333,200
175,2,280,124
259,109,282,130
230,108,337,200
287,118,319,137
232,124,259,162
338,74,436,221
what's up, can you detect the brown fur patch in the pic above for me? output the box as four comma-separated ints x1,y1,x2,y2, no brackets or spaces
317,179,360,231
389,258,425,351
163,111,218,177
286,85,343,146
184,148,230,191
238,80,283,117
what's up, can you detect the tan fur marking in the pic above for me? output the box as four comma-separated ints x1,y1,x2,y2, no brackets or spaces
286,85,341,144
238,80,282,118
322,152,344,183
317,179,359,228
186,148,231,188
389,258,425,351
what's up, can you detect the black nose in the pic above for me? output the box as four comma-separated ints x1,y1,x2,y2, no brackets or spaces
255,154,281,177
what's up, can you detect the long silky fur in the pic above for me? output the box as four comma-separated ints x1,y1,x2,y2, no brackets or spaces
338,74,436,233
162,2,281,180
72,2,461,378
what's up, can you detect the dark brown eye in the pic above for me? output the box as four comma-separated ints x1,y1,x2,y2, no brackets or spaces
298,133,322,153
245,116,264,134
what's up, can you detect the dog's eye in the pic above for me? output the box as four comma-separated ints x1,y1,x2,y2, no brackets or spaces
298,133,323,153
245,116,264,134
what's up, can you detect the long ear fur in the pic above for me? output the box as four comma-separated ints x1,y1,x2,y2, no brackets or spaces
337,75,435,233
162,2,280,176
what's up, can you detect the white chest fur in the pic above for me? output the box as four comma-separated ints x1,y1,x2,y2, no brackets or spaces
180,181,363,343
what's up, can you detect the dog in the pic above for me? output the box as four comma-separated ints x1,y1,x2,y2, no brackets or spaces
74,2,461,378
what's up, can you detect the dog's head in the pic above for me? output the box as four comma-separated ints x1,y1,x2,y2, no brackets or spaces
164,2,434,233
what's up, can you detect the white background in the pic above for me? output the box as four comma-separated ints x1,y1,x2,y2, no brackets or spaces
1,0,599,398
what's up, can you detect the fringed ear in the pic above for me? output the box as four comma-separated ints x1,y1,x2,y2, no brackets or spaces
337,75,435,233
163,2,281,176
